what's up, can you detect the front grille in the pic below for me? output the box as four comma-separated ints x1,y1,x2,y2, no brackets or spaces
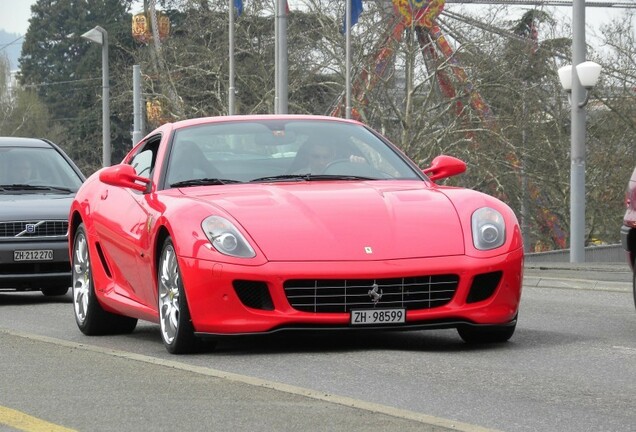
0,261,70,275
0,220,68,239
284,275,459,313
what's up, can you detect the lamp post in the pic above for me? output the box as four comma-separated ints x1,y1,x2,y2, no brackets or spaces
345,0,352,119
228,0,235,115
558,49,601,262
276,0,288,114
81,26,111,167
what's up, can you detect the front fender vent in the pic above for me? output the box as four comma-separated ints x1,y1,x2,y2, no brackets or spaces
234,280,274,311
466,271,502,304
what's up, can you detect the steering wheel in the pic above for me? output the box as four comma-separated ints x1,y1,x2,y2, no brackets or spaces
323,159,351,173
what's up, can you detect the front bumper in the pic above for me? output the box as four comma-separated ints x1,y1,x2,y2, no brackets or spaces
0,239,71,290
179,247,524,335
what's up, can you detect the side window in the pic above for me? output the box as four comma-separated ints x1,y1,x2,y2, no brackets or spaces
129,137,160,177
131,149,153,177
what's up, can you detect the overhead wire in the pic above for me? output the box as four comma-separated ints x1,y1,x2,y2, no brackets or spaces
0,35,25,52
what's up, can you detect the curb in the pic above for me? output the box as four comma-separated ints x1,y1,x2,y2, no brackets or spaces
523,276,631,292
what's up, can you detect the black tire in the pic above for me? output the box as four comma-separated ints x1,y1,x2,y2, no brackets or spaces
457,322,516,344
157,237,201,354
41,286,69,296
71,223,137,335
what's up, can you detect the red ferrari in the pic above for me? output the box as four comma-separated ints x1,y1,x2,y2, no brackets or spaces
69,115,523,354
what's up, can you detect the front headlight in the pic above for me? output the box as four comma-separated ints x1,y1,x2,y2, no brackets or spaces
472,207,505,250
202,216,256,258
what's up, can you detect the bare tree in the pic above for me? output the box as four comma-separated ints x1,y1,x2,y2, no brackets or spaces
583,11,636,244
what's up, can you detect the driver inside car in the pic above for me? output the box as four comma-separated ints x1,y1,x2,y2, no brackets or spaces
291,140,365,175
302,141,336,174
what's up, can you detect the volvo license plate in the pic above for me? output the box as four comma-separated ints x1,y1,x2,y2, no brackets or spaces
350,308,405,325
13,250,54,261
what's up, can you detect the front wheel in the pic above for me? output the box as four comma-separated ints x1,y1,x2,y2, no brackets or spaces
72,223,137,335
457,322,516,344
158,237,200,354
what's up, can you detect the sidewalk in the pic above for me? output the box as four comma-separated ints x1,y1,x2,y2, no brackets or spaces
523,261,632,292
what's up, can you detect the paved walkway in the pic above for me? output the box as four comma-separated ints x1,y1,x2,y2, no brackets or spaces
523,261,632,292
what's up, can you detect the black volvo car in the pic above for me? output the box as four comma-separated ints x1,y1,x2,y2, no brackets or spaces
0,137,85,296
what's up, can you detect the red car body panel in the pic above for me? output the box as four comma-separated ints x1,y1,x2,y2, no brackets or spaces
69,115,524,337
176,182,466,261
178,251,523,334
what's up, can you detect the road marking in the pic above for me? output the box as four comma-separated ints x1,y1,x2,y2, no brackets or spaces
3,329,501,432
613,345,636,354
0,406,76,432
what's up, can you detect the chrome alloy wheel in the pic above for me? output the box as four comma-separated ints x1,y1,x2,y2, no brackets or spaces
72,230,90,325
158,244,180,345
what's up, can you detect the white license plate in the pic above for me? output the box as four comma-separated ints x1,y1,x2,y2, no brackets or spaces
350,308,406,325
13,249,54,261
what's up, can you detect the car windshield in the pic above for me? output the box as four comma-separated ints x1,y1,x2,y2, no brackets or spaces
165,119,422,187
0,146,84,192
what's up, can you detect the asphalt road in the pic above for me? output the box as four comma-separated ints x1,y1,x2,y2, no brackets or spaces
0,263,634,432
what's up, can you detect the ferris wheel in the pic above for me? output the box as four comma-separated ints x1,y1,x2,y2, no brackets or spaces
331,0,496,122
330,0,568,250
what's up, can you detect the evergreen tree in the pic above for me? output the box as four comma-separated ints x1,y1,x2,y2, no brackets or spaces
18,0,136,174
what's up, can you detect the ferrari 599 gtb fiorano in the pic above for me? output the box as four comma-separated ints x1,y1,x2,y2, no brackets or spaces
69,115,524,353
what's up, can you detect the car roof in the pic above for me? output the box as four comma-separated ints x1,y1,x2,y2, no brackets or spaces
168,114,361,130
0,137,52,148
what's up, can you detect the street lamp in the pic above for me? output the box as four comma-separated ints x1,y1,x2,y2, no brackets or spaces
558,61,602,106
81,26,111,167
558,56,602,263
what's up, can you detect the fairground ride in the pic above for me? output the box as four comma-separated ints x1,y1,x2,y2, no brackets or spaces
330,0,568,250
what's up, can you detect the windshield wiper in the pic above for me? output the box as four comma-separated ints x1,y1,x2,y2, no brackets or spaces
170,178,243,188
0,184,73,193
307,174,375,181
47,185,74,193
251,174,374,182
250,174,309,182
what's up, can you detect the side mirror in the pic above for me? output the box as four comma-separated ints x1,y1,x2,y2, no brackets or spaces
423,155,466,182
99,164,151,192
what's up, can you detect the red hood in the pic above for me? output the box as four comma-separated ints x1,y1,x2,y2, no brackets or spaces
183,182,464,261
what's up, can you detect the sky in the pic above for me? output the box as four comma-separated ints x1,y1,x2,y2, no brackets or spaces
0,0,630,39
0,0,34,35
